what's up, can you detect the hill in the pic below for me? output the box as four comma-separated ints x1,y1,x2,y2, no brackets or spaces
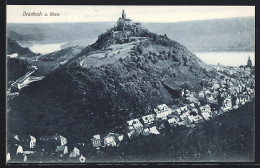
7,58,32,83
7,37,37,56
83,99,254,162
143,17,255,52
8,16,213,143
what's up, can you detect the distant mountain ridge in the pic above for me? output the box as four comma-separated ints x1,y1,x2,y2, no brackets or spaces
143,17,255,52
7,17,254,52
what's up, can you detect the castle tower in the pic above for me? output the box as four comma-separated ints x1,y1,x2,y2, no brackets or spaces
247,56,252,68
122,10,126,19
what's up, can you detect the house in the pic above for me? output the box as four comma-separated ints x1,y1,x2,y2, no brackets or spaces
184,89,191,97
141,114,156,124
118,135,124,142
179,105,188,112
16,145,23,154
212,83,220,90
103,133,117,147
188,103,196,110
167,117,179,126
38,134,67,148
192,115,204,124
199,104,211,114
6,152,11,162
204,89,211,95
142,128,150,136
172,106,182,115
23,154,27,162
177,121,186,126
154,104,172,120
209,110,219,118
201,111,211,121
55,145,68,155
12,134,36,149
190,108,199,115
186,95,200,105
222,97,232,110
142,126,160,135
127,125,136,139
184,116,194,125
231,96,239,107
11,135,37,157
198,91,205,98
185,114,204,125
91,134,102,148
149,126,160,135
206,94,214,103
180,111,190,121
127,118,144,135
69,147,80,158
219,107,227,114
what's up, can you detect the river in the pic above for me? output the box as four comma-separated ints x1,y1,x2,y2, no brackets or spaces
29,42,67,55
194,52,255,67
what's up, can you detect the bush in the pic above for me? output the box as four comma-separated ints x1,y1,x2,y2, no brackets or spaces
136,46,143,54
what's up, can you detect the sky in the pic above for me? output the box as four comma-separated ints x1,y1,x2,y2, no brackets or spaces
7,5,255,23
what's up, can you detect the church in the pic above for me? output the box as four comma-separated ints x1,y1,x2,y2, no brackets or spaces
247,56,252,68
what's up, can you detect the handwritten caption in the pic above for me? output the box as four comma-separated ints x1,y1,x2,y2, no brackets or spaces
23,11,60,16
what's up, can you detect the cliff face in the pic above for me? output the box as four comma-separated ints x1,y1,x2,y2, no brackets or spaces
7,37,36,56
8,19,212,142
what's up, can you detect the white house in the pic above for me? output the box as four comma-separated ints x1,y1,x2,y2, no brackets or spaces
69,147,80,158
6,152,11,162
201,111,211,121
127,125,136,139
24,154,27,162
154,104,172,120
179,105,188,112
191,108,199,115
222,97,232,110
149,126,160,135
103,133,117,147
29,135,36,149
188,103,196,110
127,118,143,135
180,111,190,121
141,114,156,124
16,145,23,154
219,106,228,114
55,145,68,155
209,110,219,118
91,134,102,148
193,115,204,124
172,107,182,115
118,135,124,142
168,117,179,126
198,91,205,98
184,116,195,125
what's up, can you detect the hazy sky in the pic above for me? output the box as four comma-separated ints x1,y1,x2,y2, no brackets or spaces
7,5,255,23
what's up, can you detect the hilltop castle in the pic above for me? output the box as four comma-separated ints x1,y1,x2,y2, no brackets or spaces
117,10,133,29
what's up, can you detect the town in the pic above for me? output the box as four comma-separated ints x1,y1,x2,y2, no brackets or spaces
6,56,255,163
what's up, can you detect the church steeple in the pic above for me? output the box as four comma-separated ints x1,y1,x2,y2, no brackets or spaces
122,10,126,19
247,56,252,68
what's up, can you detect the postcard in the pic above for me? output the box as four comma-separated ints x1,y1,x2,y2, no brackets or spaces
6,5,255,163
